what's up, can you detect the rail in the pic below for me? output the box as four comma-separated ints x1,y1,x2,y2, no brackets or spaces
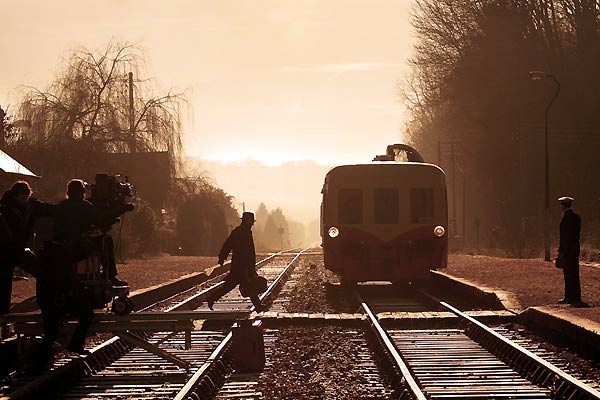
356,293,427,400
1,250,300,400
172,247,309,400
440,301,600,400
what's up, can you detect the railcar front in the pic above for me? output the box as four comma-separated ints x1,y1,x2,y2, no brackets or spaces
321,163,447,282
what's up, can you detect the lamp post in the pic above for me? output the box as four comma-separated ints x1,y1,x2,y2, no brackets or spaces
529,70,560,261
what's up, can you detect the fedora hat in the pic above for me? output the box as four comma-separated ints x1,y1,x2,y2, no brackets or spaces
241,212,255,221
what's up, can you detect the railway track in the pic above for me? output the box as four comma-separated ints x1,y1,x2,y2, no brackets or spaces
357,291,600,400
3,248,599,399
173,249,308,399
0,249,305,400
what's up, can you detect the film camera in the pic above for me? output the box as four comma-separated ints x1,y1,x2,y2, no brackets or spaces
75,174,135,314
87,174,135,230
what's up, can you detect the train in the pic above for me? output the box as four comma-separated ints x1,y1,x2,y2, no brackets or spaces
321,144,448,282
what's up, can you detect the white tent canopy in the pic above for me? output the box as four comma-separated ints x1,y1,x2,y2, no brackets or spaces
0,149,37,177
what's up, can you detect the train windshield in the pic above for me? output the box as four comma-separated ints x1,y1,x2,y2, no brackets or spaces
374,188,399,224
338,189,363,224
410,188,435,223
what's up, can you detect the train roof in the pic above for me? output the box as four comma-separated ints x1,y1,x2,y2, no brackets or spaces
325,162,445,176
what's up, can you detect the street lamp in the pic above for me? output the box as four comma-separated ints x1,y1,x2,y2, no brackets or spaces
529,70,560,261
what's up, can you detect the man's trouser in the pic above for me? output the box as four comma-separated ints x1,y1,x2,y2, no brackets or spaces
0,266,15,315
35,290,94,366
208,266,261,308
563,253,581,302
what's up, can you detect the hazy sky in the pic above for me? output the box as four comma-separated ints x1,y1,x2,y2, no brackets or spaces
1,1,415,166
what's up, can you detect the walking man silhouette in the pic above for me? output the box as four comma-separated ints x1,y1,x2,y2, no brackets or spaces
207,212,264,311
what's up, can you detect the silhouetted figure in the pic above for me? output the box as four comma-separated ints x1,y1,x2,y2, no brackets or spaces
0,181,53,338
557,196,584,306
34,179,131,369
207,212,264,311
53,180,127,287
35,180,96,368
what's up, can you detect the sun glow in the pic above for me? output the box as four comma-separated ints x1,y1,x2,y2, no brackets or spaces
197,148,306,167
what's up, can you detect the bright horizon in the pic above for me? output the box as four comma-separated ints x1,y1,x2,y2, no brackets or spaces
1,1,415,166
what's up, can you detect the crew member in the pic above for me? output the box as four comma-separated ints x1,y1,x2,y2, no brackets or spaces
35,180,94,367
0,181,53,338
34,179,127,368
557,196,583,306
207,212,264,311
53,180,127,286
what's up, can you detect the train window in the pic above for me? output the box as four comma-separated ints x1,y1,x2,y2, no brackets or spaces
374,188,399,224
338,189,363,224
410,188,435,223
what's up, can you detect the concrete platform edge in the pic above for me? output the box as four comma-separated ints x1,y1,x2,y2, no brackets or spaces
430,270,516,310
518,306,600,360
434,269,600,360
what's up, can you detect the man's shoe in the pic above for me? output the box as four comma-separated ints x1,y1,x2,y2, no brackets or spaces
253,303,265,313
67,345,91,356
0,324,11,340
207,298,215,311
557,298,570,304
111,277,129,287
570,300,590,308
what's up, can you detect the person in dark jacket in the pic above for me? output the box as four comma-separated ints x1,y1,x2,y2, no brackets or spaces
0,181,54,339
0,182,29,319
34,180,95,367
34,179,127,369
0,181,53,314
207,212,264,311
557,196,584,306
52,180,127,286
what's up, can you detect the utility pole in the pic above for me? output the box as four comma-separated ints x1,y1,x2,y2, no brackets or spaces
440,140,465,243
529,70,560,262
128,72,136,153
278,226,285,250
462,170,466,243
450,141,457,237
0,106,5,149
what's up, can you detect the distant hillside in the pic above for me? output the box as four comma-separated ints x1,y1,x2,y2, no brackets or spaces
189,158,332,225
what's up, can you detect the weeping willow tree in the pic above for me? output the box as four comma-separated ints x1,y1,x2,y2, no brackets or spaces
8,41,186,194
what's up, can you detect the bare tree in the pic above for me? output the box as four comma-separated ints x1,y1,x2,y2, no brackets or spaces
11,40,186,180
403,0,600,255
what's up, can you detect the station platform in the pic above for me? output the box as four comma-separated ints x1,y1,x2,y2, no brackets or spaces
434,266,600,360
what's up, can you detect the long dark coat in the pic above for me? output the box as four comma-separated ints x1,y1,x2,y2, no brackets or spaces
558,208,581,301
218,224,256,283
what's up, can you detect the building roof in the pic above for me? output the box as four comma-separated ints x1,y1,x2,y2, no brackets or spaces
0,149,38,177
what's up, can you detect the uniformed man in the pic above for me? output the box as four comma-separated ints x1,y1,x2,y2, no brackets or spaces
207,212,264,311
557,196,583,306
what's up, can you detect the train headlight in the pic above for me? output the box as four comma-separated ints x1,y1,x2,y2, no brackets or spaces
328,226,340,238
434,225,446,237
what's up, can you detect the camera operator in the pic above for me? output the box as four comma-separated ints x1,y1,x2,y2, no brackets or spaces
54,179,129,286
34,179,131,369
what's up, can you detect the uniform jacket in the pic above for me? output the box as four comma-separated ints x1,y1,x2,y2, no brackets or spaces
218,224,256,273
559,208,580,256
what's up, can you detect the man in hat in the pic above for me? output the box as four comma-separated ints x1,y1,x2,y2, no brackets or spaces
207,212,264,311
557,196,583,306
